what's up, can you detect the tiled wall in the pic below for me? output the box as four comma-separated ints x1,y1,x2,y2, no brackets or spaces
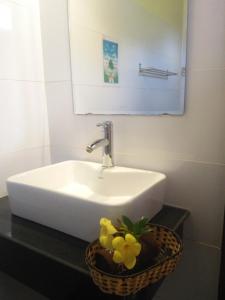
40,0,225,247
0,0,50,197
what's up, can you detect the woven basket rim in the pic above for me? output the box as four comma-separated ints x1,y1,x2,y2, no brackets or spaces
85,223,183,279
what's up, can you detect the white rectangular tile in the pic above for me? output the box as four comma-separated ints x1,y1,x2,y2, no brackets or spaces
0,1,44,80
45,82,80,147
39,0,71,81
165,161,225,247
0,146,51,197
0,81,49,153
187,0,225,70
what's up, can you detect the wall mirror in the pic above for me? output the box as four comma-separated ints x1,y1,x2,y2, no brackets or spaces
68,0,188,115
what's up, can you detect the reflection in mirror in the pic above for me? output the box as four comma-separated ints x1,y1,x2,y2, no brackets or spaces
68,0,188,115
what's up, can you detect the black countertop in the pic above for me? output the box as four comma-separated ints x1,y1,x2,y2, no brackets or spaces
0,197,189,276
0,196,190,299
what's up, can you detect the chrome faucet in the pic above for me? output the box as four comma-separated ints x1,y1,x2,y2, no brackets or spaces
86,121,113,168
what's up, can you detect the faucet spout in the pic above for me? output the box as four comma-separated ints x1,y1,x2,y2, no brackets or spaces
86,138,109,153
86,121,114,168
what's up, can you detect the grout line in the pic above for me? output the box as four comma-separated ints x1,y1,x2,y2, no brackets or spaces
0,145,51,157
49,145,225,167
162,157,225,167
0,79,71,84
72,83,181,92
116,152,225,167
66,0,76,113
196,241,221,250
45,80,71,84
0,79,45,83
188,67,225,72
183,238,221,250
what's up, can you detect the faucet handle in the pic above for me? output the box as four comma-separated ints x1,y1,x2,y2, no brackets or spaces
96,121,112,128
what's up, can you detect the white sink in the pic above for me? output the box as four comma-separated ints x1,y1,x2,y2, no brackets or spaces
7,160,166,242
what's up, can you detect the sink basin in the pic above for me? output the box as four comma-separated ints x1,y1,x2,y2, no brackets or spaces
7,160,166,242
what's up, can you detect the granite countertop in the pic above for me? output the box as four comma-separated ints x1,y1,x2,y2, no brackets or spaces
0,196,190,277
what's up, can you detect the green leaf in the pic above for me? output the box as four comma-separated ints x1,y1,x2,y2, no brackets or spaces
120,223,128,232
122,216,134,231
133,222,141,236
138,217,149,228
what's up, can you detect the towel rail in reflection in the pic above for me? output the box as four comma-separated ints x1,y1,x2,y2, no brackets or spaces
139,64,178,79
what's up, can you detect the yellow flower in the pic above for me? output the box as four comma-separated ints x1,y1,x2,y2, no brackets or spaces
112,233,142,269
99,218,117,250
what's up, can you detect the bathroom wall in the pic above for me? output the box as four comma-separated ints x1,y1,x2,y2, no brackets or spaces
39,0,225,247
0,0,50,197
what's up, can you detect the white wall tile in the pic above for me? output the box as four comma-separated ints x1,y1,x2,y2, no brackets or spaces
39,0,71,81
165,161,225,246
45,82,86,148
0,0,44,81
0,81,49,153
0,146,51,197
188,0,225,70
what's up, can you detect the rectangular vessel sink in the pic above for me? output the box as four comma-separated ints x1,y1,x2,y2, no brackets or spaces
7,161,166,242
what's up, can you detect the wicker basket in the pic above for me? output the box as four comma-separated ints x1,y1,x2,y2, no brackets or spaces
85,224,183,296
